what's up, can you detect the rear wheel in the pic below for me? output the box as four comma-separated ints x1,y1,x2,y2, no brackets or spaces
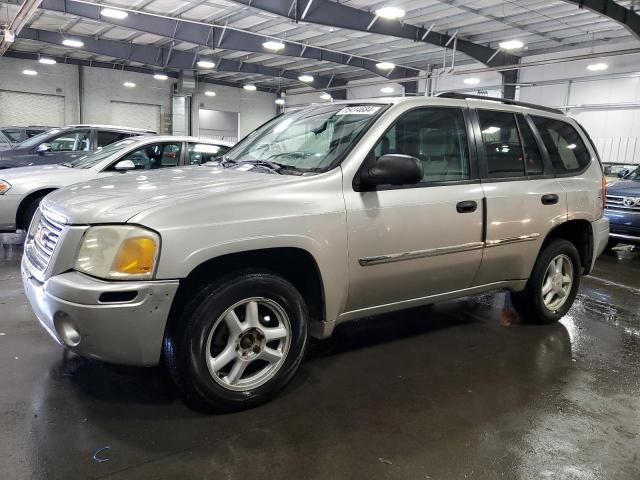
164,270,309,412
513,239,581,324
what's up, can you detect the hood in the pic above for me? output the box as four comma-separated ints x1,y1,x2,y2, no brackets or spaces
0,164,94,193
606,179,640,197
42,165,298,225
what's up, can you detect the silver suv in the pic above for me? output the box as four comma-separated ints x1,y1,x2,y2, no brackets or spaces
22,94,609,411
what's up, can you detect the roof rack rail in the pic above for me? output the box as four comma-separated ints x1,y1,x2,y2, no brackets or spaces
436,92,564,115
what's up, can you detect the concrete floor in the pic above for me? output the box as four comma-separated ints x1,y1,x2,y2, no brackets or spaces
0,233,638,479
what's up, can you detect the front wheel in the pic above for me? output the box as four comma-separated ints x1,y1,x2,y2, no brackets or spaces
512,239,581,324
164,270,309,412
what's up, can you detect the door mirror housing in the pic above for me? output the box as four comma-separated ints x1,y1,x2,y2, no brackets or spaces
617,168,630,178
114,159,136,172
360,154,423,187
36,143,52,155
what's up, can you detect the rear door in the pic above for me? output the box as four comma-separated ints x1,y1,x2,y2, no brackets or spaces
472,108,567,286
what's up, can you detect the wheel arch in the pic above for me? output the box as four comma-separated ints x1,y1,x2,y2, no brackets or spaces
16,188,58,230
540,219,594,274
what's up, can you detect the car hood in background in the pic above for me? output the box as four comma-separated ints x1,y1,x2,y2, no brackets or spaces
607,179,640,197
42,166,298,225
0,164,95,192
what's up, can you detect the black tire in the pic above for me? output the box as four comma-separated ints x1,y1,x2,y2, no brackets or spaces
512,239,581,324
22,196,44,231
164,270,309,412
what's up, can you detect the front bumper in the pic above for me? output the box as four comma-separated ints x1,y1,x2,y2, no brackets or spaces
604,209,640,245
22,259,179,366
0,194,22,232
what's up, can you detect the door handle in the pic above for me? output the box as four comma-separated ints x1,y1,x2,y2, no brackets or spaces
541,194,559,205
456,200,478,213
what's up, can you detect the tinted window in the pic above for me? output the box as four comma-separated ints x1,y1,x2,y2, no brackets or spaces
532,116,590,174
372,107,470,182
1,129,23,142
188,143,231,165
116,142,182,170
478,110,524,178
516,115,544,175
49,130,92,152
97,131,129,148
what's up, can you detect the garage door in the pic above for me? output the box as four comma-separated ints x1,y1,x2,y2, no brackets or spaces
0,90,65,127
111,101,160,132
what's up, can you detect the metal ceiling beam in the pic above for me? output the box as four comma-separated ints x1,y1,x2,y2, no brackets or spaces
32,0,417,79
231,0,520,69
0,0,42,55
560,0,640,41
16,27,347,91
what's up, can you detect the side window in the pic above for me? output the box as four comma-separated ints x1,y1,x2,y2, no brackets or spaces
478,110,524,178
531,116,591,174
97,131,129,148
117,142,182,170
49,130,92,152
372,107,470,183
187,143,231,165
516,115,544,175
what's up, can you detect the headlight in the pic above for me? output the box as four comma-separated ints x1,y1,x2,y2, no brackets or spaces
75,225,160,280
0,180,11,194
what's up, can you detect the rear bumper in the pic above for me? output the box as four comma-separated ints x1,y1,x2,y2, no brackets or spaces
588,216,609,273
22,259,179,366
0,194,22,231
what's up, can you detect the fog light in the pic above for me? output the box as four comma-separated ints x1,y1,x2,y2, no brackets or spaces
53,312,81,347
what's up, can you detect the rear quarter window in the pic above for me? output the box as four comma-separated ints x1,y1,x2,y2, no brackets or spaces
531,116,591,174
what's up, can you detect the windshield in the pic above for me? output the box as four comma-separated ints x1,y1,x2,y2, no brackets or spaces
1,129,22,142
225,103,386,172
626,167,640,181
67,139,137,169
16,128,61,149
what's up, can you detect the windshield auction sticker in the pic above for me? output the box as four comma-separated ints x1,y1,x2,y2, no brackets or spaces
336,106,382,115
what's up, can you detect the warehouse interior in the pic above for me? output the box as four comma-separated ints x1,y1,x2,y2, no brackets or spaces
0,1,639,478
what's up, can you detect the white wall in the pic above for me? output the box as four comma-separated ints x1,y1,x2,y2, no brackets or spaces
0,56,79,125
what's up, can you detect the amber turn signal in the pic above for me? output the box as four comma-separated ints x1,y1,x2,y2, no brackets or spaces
114,236,157,275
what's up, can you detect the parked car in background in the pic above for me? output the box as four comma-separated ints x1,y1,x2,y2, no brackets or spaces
0,136,234,232
605,166,640,247
0,126,54,151
21,95,608,411
0,125,156,170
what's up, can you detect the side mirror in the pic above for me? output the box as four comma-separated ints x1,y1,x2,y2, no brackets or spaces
114,159,135,172
360,154,423,187
617,169,630,178
37,143,52,155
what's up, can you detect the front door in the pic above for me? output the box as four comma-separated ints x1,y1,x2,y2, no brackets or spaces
343,106,484,314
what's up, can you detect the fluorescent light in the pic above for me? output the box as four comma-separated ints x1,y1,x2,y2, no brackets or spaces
243,84,257,91
482,126,500,134
197,60,215,69
375,6,405,19
499,40,524,50
275,98,285,105
464,77,480,85
376,61,395,70
263,40,285,51
123,81,136,88
23,69,37,76
62,38,84,48
204,90,216,97
380,86,394,93
39,57,56,65
320,92,332,100
587,63,608,71
153,73,168,80
298,74,314,82
101,8,128,19
567,144,577,149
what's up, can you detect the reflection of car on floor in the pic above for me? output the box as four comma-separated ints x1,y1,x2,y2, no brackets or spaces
605,166,640,247
0,136,234,232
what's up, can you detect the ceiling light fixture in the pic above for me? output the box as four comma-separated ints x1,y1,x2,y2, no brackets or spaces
205,90,216,96
197,60,215,69
39,57,56,65
499,40,524,50
62,38,84,48
375,6,405,19
320,92,332,100
153,73,168,80
100,8,128,19
243,84,257,91
380,86,394,93
464,77,480,85
376,61,395,70
275,98,285,105
587,62,608,71
123,81,136,88
298,74,314,82
23,69,37,76
263,40,285,51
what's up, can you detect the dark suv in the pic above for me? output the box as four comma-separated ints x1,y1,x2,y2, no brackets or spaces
0,125,156,169
0,126,54,151
605,167,640,246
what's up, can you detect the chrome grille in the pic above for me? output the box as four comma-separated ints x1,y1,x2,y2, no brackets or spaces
24,209,65,273
605,195,640,212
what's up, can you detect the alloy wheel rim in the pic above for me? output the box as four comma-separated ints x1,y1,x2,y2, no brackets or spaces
541,254,574,311
205,297,291,392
